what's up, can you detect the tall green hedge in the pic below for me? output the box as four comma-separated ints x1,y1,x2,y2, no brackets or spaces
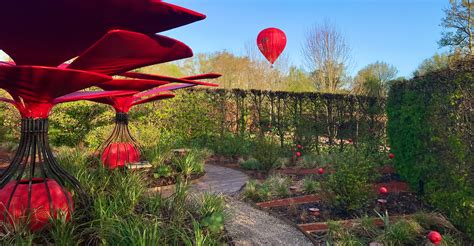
387,61,473,239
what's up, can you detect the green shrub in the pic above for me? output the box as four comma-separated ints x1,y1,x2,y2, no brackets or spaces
240,158,262,170
252,137,281,171
320,147,378,213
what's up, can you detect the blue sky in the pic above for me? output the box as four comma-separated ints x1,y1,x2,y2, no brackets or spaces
164,0,449,77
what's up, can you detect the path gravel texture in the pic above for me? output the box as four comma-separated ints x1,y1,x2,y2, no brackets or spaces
191,164,249,194
224,199,314,246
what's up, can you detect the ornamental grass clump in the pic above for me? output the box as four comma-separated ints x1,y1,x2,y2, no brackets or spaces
0,147,228,244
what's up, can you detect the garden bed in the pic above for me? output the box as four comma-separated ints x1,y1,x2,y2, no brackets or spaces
268,192,425,225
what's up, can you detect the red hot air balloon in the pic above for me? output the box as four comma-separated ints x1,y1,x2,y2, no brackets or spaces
257,28,287,65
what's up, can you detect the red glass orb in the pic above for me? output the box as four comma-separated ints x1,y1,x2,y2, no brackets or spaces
379,186,388,195
428,231,442,245
101,142,140,169
296,152,302,157
318,168,325,175
389,153,395,159
0,178,73,231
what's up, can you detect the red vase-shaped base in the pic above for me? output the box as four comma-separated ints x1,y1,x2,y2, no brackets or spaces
101,142,140,169
0,178,73,231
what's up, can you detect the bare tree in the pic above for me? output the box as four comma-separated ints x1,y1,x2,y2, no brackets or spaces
302,21,351,92
439,0,474,56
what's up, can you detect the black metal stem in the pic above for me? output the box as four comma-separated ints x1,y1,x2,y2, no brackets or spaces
0,118,85,220
98,112,142,168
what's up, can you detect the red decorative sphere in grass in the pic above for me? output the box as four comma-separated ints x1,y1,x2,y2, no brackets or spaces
296,152,302,157
318,168,325,175
379,186,388,195
0,179,73,231
101,142,140,169
297,144,302,149
428,231,442,245
388,153,395,159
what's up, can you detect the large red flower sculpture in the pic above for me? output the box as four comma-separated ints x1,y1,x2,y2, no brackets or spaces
0,1,219,231
88,74,220,169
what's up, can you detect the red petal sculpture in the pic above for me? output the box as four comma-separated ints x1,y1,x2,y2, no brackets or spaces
67,30,193,75
0,179,73,231
0,0,219,231
87,73,220,169
0,65,111,118
0,1,205,66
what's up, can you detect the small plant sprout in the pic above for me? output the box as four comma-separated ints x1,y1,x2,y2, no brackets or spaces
318,168,325,175
308,207,320,216
388,153,395,159
427,231,442,245
379,186,388,195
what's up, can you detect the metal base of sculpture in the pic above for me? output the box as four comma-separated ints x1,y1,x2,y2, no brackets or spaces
99,113,141,169
0,118,84,231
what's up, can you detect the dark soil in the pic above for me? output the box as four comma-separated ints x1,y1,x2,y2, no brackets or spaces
270,192,426,225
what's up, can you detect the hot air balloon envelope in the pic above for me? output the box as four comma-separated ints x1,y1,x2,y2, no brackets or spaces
257,28,287,65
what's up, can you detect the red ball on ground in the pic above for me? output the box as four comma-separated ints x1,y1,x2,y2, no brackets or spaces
428,231,442,245
101,142,140,169
0,178,73,231
318,168,324,175
389,153,395,159
379,186,388,194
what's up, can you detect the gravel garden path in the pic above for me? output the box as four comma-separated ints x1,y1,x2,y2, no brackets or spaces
192,164,314,245
191,164,249,194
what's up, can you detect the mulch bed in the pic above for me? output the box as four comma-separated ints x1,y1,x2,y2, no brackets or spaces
269,192,425,225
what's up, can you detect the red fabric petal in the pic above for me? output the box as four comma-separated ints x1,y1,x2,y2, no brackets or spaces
182,73,222,80
0,66,111,102
53,90,137,104
132,93,175,107
97,79,169,91
67,30,193,75
0,66,111,118
0,1,205,66
122,72,219,86
135,84,194,98
87,96,136,113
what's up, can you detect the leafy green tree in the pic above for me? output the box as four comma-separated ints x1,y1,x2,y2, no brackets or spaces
352,61,398,97
439,0,473,55
282,66,314,92
413,52,462,76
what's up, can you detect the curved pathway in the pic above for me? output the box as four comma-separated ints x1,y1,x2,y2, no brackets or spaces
191,164,249,194
192,164,313,245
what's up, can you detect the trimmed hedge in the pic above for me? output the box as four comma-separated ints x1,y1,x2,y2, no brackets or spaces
387,60,473,239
